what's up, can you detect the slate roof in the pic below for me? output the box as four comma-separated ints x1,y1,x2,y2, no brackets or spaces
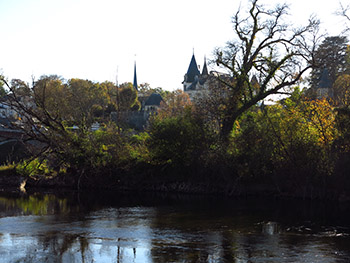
145,93,162,106
185,54,200,82
201,57,209,76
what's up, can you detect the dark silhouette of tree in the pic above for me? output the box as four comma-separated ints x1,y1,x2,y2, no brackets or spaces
310,36,348,91
213,0,319,141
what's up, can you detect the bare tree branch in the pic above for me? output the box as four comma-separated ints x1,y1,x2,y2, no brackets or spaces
210,0,320,140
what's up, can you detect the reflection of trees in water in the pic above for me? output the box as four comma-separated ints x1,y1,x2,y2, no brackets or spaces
39,232,91,262
1,192,350,262
6,232,93,263
0,194,73,216
12,235,141,263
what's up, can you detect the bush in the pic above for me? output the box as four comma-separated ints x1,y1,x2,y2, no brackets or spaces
148,109,205,167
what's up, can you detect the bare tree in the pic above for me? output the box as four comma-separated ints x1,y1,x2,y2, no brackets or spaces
336,2,350,32
0,77,70,164
212,0,320,140
341,3,350,21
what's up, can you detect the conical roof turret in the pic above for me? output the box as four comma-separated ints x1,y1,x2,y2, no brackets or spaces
202,56,209,76
185,54,200,83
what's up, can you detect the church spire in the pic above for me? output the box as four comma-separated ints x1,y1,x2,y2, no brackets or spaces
202,56,208,76
133,61,138,91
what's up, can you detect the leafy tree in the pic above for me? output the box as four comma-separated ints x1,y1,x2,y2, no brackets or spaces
213,0,319,141
310,36,349,91
156,89,192,120
10,78,30,96
334,74,350,105
148,108,206,168
67,78,109,125
230,90,337,195
0,77,6,97
33,75,68,121
118,82,140,111
30,76,111,127
138,83,169,99
0,76,135,177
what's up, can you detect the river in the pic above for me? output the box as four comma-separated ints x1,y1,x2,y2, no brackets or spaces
0,190,349,262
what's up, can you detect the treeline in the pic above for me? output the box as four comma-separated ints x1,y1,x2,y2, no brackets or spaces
2,78,350,199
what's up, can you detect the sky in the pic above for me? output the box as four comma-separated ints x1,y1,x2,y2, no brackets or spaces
0,0,349,91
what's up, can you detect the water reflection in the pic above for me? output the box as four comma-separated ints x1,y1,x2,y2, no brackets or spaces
0,191,350,262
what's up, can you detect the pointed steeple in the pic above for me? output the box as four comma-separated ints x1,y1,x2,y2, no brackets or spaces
133,61,138,91
185,53,200,83
251,75,259,86
202,56,209,76
318,68,332,89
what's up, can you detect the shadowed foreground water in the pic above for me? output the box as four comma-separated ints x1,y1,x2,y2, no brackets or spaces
0,190,350,262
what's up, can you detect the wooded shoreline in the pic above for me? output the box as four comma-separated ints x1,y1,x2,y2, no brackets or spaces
1,164,350,202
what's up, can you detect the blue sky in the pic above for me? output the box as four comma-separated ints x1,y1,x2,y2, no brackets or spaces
0,0,348,91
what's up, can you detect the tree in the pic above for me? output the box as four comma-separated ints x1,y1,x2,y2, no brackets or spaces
118,82,140,111
0,77,6,97
310,36,349,91
336,2,350,32
155,89,192,120
29,76,111,127
138,83,169,99
67,78,109,125
0,75,132,175
213,0,319,141
230,89,337,193
193,76,232,136
334,74,350,105
148,108,205,167
32,75,68,121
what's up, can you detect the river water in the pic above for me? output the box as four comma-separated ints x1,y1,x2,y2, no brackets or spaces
0,190,350,263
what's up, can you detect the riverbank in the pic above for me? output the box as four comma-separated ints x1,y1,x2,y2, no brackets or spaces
1,166,350,202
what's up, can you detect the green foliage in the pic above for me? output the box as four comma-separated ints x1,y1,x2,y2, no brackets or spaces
311,36,349,90
29,76,114,127
230,92,337,180
128,132,151,163
213,0,318,141
229,109,276,177
0,74,8,97
16,158,50,177
0,163,16,173
148,109,205,167
138,83,170,99
0,84,6,97
58,124,132,171
0,194,69,216
118,83,140,111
